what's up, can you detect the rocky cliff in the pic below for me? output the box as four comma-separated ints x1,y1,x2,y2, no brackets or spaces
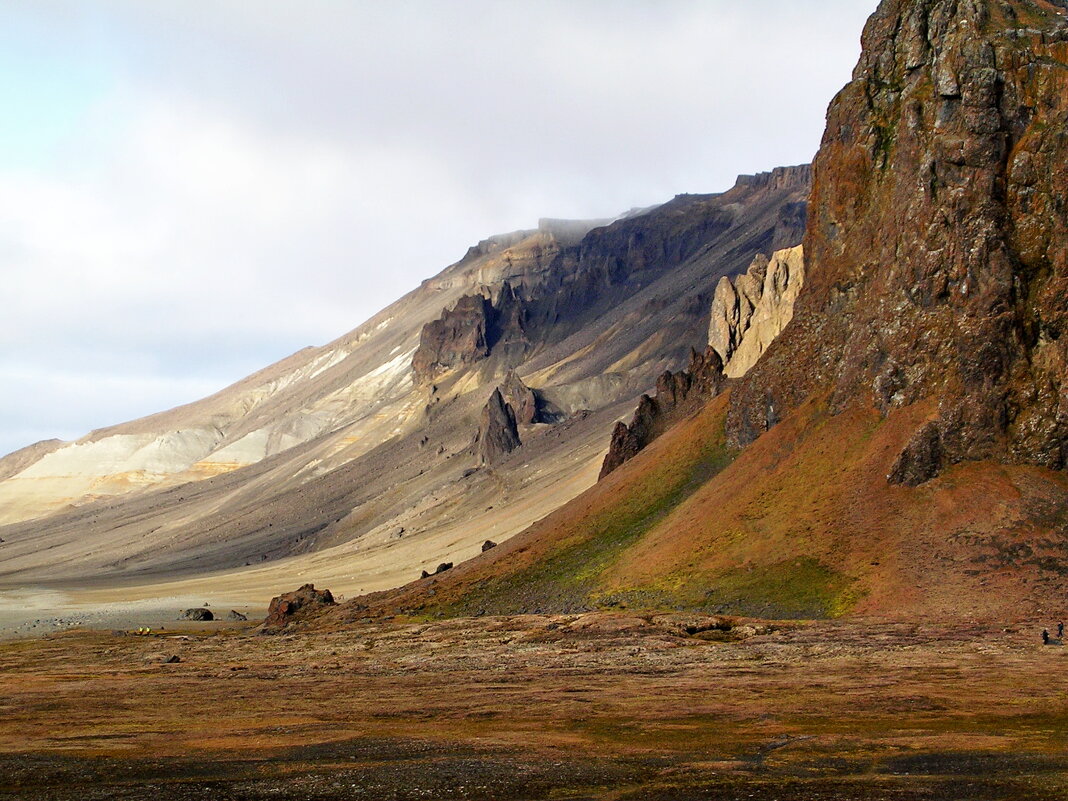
728,0,1068,483
709,245,805,378
351,0,1068,624
601,244,804,479
599,347,725,478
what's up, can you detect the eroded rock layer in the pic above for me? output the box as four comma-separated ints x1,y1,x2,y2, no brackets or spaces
709,245,805,378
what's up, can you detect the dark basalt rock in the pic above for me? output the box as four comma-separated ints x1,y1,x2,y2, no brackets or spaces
226,610,248,622
179,608,213,621
412,282,532,385
263,583,335,629
888,421,945,486
477,388,521,465
600,347,726,479
501,370,542,425
412,294,493,384
435,562,453,575
482,540,498,552
727,0,1068,482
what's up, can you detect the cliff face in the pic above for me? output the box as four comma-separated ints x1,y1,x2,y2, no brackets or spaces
709,245,805,378
728,0,1068,483
414,167,812,390
411,294,493,383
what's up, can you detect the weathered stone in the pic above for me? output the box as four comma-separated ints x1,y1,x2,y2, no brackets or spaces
501,370,541,425
727,0,1068,482
707,245,805,379
600,347,725,479
179,608,213,621
411,294,493,384
888,422,944,486
477,388,521,465
482,540,498,552
263,583,335,629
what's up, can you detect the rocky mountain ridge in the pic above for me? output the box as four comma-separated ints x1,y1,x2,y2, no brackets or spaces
0,167,810,607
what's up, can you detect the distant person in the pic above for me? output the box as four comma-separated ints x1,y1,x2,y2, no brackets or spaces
1043,629,1050,645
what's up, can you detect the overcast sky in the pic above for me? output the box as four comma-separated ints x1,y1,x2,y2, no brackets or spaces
0,0,875,457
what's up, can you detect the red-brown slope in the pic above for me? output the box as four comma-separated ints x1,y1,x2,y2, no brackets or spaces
605,396,1068,620
336,387,1068,622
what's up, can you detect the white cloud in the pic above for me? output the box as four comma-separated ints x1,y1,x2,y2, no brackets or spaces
0,1,877,455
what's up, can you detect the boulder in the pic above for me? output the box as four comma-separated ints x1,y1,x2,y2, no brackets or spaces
263,583,335,629
482,540,498,552
179,608,214,621
226,610,249,621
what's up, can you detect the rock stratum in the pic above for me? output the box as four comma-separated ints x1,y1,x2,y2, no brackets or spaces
0,168,809,608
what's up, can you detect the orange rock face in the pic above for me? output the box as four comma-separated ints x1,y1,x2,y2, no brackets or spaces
728,0,1068,483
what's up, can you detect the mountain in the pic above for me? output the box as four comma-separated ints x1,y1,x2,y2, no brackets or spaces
335,0,1068,624
0,168,809,606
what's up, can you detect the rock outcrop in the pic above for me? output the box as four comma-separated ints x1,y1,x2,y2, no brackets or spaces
501,370,542,425
477,389,521,465
709,246,805,378
411,294,493,383
411,282,533,385
728,0,1068,483
179,608,213,621
600,347,726,478
263,583,335,629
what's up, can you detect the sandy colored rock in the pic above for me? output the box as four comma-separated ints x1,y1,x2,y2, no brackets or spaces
707,245,805,378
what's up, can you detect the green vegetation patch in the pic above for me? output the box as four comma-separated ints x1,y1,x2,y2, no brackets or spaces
700,557,861,619
427,406,737,617
607,557,861,620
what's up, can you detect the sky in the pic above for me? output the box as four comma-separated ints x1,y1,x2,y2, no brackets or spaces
0,0,875,457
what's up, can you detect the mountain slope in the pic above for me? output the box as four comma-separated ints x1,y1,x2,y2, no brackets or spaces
0,169,809,608
338,0,1068,624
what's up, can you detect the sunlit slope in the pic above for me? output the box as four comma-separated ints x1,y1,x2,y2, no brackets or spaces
359,391,1068,621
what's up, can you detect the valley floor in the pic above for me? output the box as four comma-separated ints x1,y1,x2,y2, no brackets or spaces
1,614,1066,800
